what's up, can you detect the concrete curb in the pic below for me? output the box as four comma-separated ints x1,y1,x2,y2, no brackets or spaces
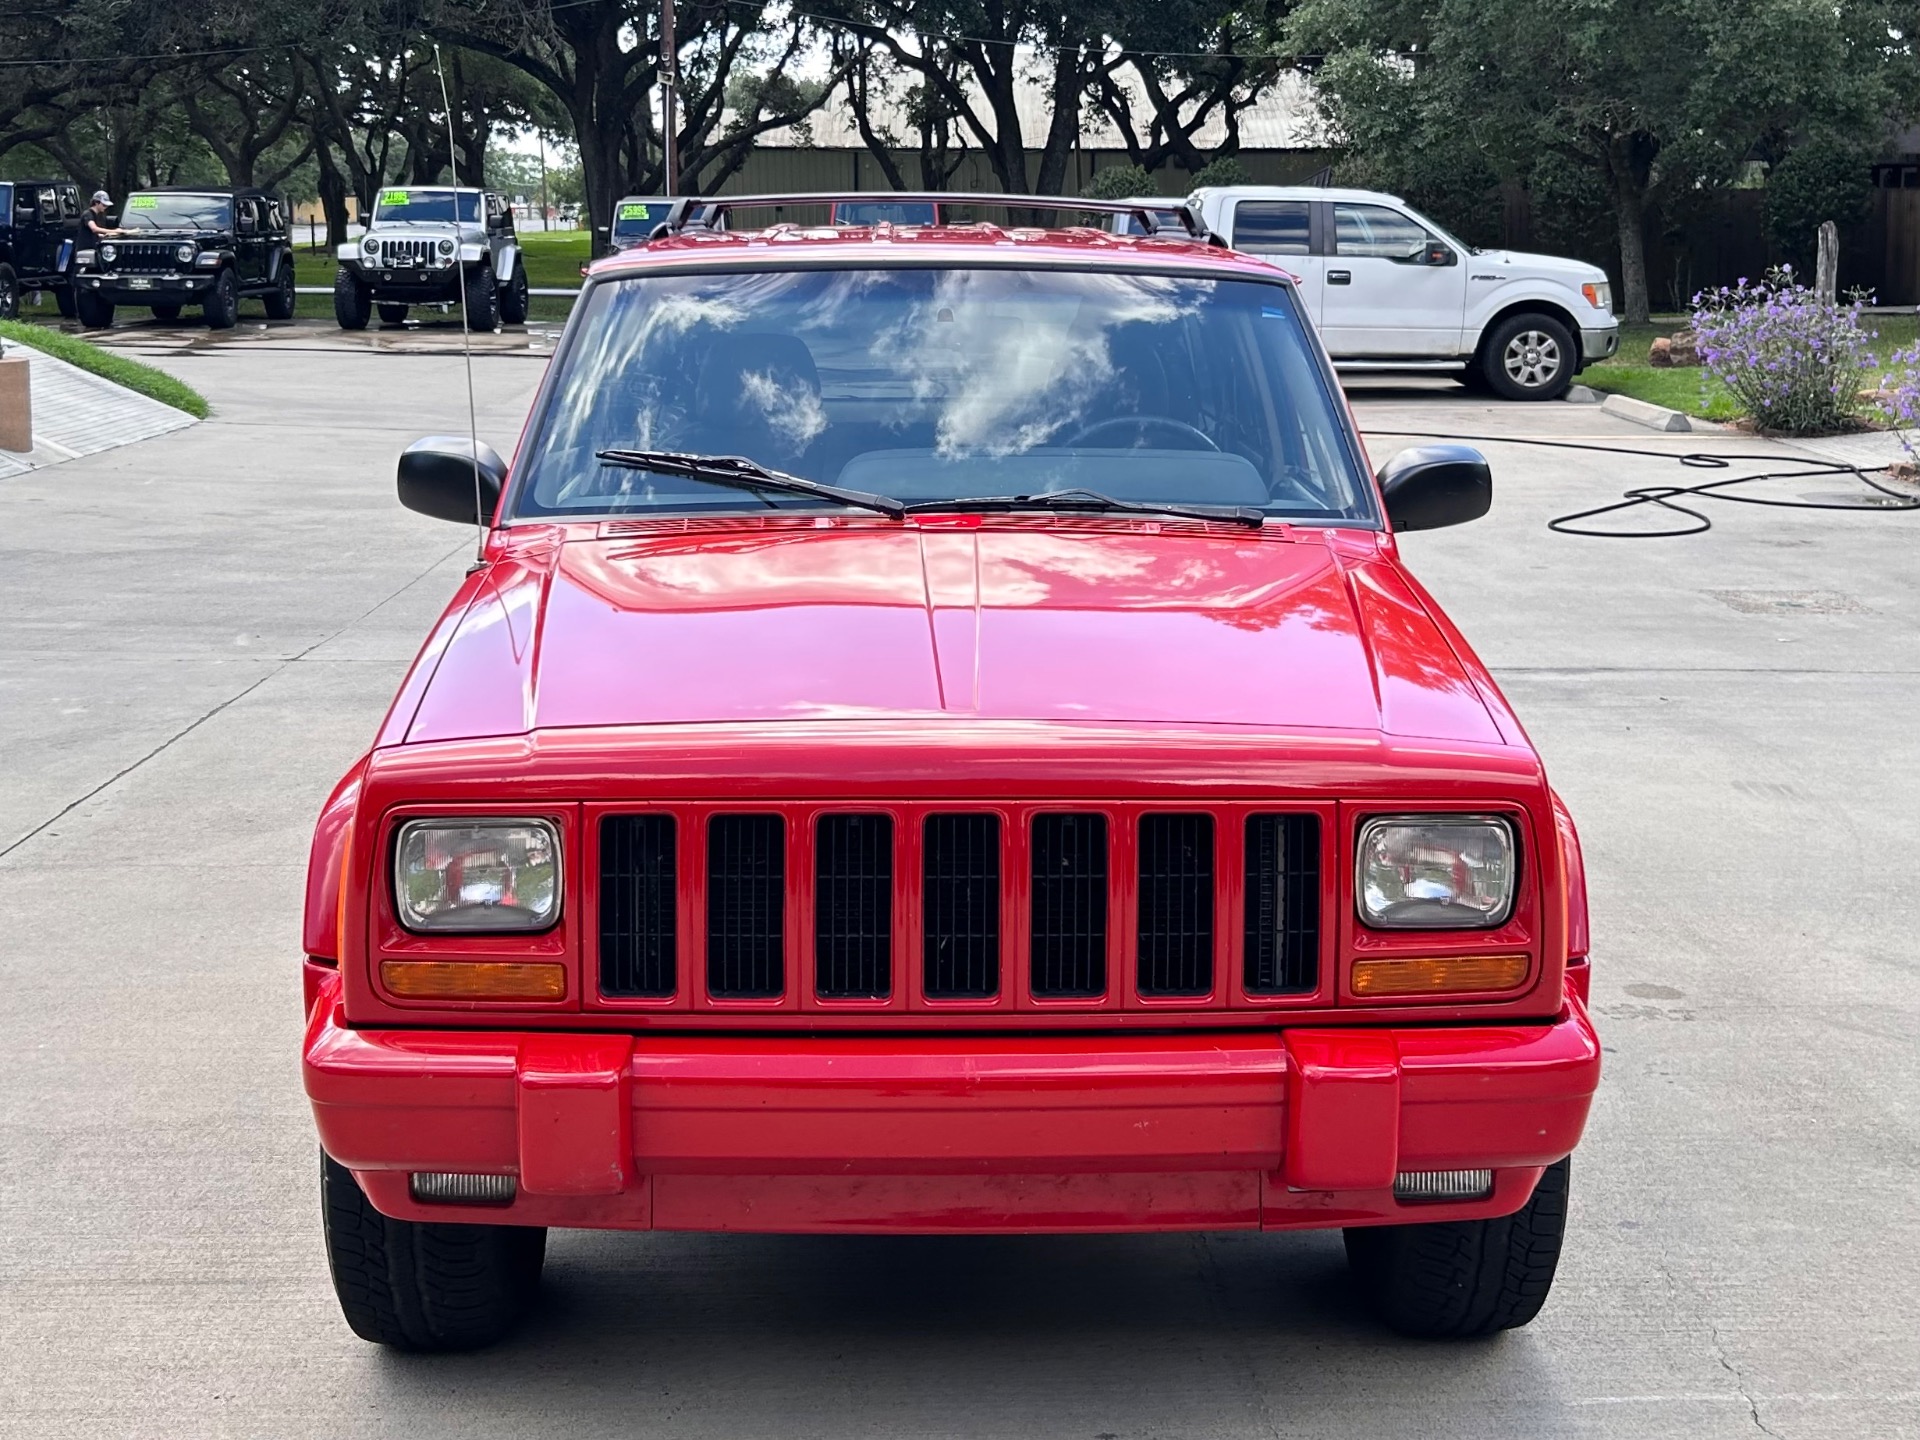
1564,384,1603,404
1601,392,1692,432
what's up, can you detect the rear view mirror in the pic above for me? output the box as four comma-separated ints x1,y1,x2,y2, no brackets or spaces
1377,444,1491,532
398,435,507,525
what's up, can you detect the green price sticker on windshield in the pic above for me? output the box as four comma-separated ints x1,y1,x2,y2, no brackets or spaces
619,203,650,220
127,196,158,210
382,190,410,207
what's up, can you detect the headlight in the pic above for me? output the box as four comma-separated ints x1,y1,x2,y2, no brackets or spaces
362,235,379,254
1356,815,1517,929
438,237,455,256
1581,281,1612,313
393,819,561,932
99,242,116,263
175,243,196,265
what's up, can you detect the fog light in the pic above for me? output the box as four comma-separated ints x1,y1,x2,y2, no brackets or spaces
1394,1169,1494,1203
410,1172,517,1205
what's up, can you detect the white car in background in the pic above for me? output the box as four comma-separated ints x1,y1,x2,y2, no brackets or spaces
1131,186,1618,400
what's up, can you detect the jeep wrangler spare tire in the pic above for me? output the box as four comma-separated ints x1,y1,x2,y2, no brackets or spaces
333,268,370,330
377,302,410,326
203,268,239,330
463,263,499,331
150,305,182,322
320,1153,545,1351
1482,312,1575,401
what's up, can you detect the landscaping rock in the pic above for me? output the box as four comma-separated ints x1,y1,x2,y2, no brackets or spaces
1648,336,1672,367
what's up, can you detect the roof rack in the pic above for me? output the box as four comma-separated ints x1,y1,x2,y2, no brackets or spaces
648,192,1223,245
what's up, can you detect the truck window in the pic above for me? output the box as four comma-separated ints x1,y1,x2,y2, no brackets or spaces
1333,204,1429,261
1232,201,1310,255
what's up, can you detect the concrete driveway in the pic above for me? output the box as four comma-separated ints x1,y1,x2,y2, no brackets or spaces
1,350,1915,1440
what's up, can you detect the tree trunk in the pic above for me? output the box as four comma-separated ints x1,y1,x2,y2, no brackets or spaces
1612,175,1650,324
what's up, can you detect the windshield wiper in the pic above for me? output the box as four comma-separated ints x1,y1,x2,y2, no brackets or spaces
595,449,905,519
903,488,1264,528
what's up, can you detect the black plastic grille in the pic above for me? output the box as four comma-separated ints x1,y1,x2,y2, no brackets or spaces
599,815,678,997
923,814,1000,998
707,815,785,998
1244,814,1320,994
109,240,184,273
1030,813,1108,997
1137,814,1215,996
815,814,893,999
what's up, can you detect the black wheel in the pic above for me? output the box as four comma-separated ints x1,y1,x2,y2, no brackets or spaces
151,305,182,322
463,262,499,331
377,302,410,326
498,257,529,326
333,268,370,331
203,268,239,330
320,1152,544,1352
0,263,17,321
1344,1158,1570,1339
264,263,296,320
55,285,77,319
1480,313,1576,401
75,288,114,329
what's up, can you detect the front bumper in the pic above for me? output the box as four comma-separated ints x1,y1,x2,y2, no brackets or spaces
343,262,462,301
80,272,214,304
1582,320,1620,362
304,966,1599,1234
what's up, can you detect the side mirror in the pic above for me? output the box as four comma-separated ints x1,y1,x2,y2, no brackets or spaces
1377,444,1491,532
1426,242,1456,266
398,435,507,525
595,224,609,234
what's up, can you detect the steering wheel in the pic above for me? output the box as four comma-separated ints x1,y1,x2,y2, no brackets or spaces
1066,415,1220,451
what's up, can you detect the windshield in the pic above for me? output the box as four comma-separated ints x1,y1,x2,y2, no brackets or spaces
613,200,672,239
122,193,232,230
373,188,479,224
513,266,1374,526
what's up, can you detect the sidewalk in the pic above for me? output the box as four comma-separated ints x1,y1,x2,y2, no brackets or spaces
0,335,199,478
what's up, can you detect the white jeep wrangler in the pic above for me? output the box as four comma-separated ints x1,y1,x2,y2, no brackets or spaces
335,185,529,331
1178,186,1619,400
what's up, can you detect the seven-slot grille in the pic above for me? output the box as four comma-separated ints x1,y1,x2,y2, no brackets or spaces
108,241,185,273
595,809,1323,1006
375,236,442,267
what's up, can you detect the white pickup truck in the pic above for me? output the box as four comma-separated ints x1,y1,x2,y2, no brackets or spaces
1129,186,1619,400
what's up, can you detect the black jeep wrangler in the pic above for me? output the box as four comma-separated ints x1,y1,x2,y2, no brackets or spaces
0,179,83,320
74,187,296,329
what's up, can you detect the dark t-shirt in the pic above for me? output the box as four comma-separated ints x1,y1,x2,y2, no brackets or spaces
84,209,114,238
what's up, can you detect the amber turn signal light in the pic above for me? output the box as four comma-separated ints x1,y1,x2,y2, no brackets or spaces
380,960,567,1001
1350,953,1530,998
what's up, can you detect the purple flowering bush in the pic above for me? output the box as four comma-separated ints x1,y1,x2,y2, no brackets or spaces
1877,340,1920,461
1691,267,1875,434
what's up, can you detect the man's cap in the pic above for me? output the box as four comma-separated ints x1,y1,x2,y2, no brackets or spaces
91,191,110,206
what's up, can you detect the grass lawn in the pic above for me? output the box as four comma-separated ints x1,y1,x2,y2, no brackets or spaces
1581,313,1920,423
0,318,209,418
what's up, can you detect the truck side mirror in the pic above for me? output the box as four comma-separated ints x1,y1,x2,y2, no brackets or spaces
1425,242,1456,266
1377,444,1490,532
398,435,507,525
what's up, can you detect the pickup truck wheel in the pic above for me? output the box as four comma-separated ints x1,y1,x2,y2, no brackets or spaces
75,288,114,329
377,302,410,326
263,264,296,320
498,258,529,325
320,1153,545,1351
0,264,18,321
463,263,499,331
203,268,239,330
150,305,182,322
333,268,370,331
1343,1157,1570,1338
1482,314,1575,401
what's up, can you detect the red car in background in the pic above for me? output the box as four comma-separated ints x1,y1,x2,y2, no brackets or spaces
304,193,1599,1352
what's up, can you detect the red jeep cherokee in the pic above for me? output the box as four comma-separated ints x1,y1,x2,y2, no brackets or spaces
303,195,1599,1351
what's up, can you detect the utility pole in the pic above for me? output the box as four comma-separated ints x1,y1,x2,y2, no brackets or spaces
661,0,678,197
538,131,550,232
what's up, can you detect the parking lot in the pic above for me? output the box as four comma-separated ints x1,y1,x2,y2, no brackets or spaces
2,335,1916,1439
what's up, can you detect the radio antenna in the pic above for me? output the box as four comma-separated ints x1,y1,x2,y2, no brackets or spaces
432,42,487,565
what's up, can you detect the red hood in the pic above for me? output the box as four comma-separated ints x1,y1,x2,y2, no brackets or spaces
397,521,1501,746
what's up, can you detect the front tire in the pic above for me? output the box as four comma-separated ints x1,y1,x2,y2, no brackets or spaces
0,263,18,321
320,1153,545,1352
498,257,529,325
203,268,239,330
1481,313,1575,401
75,288,114,329
1343,1157,1570,1339
463,263,499,331
264,264,296,320
377,302,410,326
333,268,370,331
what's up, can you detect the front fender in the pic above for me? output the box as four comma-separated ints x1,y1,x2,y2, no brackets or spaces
303,757,368,959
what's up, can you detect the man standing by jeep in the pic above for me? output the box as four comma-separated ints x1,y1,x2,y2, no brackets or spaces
83,192,119,243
